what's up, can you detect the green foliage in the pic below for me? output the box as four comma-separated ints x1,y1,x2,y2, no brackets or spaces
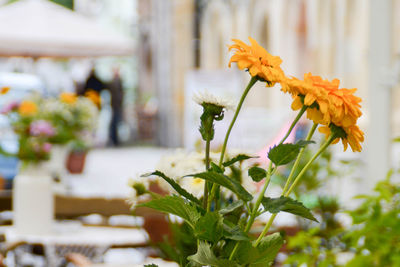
138,196,202,227
188,242,239,267
262,196,318,222
248,166,267,182
231,233,284,266
268,140,314,166
142,171,202,206
143,265,158,267
285,175,400,267
189,171,253,201
194,212,224,243
223,154,256,167
219,200,244,215
157,222,197,266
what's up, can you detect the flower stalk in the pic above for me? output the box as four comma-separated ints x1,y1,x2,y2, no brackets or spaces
229,107,307,260
253,131,336,246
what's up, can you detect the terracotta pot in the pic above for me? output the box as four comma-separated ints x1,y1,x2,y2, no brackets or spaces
66,151,88,174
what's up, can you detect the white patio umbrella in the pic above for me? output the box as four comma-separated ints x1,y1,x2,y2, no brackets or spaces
0,0,134,57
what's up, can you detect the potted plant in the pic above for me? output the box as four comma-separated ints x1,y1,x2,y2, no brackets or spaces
129,37,364,266
0,96,55,235
66,140,89,174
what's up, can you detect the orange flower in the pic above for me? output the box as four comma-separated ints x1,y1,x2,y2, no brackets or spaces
60,92,77,104
228,37,285,86
85,90,101,108
0,86,10,95
319,124,364,152
283,74,332,125
283,73,362,127
18,100,38,116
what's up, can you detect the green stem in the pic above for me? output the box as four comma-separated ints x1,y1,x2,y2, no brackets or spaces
229,107,307,260
218,76,258,167
207,76,258,211
285,134,335,196
203,136,211,209
253,133,336,246
282,122,318,193
279,105,307,145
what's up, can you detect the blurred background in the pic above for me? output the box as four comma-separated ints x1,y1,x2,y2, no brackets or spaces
0,0,399,266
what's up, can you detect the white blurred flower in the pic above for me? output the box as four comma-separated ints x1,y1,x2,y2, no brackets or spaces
127,177,150,208
193,90,235,110
180,177,205,198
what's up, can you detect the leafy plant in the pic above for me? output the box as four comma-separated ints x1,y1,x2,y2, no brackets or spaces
285,173,400,267
130,37,364,266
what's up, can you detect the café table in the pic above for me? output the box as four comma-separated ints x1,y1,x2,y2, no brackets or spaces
0,222,148,266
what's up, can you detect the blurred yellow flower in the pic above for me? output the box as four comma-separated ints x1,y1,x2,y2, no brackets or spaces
85,90,101,108
60,92,77,104
319,124,364,152
18,100,38,116
1,86,10,94
228,37,285,86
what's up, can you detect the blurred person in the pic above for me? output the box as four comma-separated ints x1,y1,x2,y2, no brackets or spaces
81,68,106,95
107,67,124,146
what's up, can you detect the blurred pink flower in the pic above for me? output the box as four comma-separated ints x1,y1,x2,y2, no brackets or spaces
1,101,19,114
42,143,52,153
30,120,56,137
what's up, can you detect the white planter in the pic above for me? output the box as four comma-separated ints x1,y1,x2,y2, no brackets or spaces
48,145,69,179
13,163,54,235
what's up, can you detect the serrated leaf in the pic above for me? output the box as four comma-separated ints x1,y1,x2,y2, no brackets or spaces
219,200,244,215
223,154,257,167
262,196,318,222
233,232,284,266
222,221,250,241
194,212,223,243
268,143,301,166
138,195,202,227
188,242,239,267
188,171,253,201
248,166,267,182
268,140,314,166
142,171,201,206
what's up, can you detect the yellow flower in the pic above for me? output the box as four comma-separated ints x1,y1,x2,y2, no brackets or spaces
85,90,101,108
319,124,364,152
228,37,285,86
283,73,362,128
284,74,332,124
18,100,38,116
0,86,10,95
60,92,77,104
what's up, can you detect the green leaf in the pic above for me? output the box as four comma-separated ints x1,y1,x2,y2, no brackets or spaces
138,195,202,227
248,166,267,182
296,140,315,147
233,232,284,266
268,140,314,166
188,171,253,201
144,265,158,267
222,221,250,241
219,200,244,215
210,162,224,173
262,196,318,222
194,212,223,243
188,242,239,267
223,154,257,167
142,171,201,206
